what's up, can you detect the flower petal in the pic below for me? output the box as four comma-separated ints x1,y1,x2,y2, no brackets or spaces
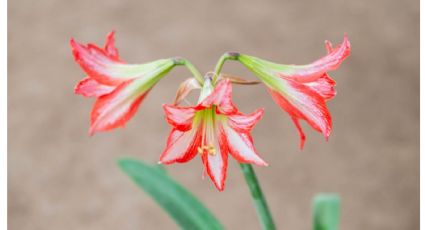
104,31,120,60
71,36,174,86
89,79,149,135
71,38,127,85
268,77,332,146
74,77,115,97
291,117,306,150
237,36,348,148
163,104,196,131
303,73,336,100
173,78,201,105
159,128,202,164
278,35,351,82
197,79,237,115
227,108,264,132
202,127,228,191
222,124,268,166
325,40,333,54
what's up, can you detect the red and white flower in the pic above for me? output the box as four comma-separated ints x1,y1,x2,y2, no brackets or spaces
160,78,268,191
71,31,175,134
238,35,350,149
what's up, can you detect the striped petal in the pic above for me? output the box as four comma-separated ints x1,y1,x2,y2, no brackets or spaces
74,77,115,97
71,34,174,86
268,77,332,148
222,122,267,166
163,104,196,131
303,73,336,100
71,38,127,85
278,35,351,82
227,108,264,132
89,77,154,135
159,128,202,164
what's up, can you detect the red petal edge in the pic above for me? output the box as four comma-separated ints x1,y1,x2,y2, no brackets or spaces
104,31,120,60
291,117,306,150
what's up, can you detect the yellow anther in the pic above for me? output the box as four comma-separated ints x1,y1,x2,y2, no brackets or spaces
197,145,216,155
197,147,203,154
208,148,216,156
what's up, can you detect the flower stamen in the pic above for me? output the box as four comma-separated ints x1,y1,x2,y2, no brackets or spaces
197,145,216,156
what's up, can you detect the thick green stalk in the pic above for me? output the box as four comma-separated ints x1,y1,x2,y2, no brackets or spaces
240,164,276,230
174,57,204,84
212,52,239,83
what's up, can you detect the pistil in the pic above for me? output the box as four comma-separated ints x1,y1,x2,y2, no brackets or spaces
196,107,217,156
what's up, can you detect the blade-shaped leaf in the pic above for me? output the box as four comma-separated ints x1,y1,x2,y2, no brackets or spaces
313,194,341,230
118,158,223,230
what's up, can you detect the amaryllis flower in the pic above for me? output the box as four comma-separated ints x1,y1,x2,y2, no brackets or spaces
160,78,268,191
238,35,350,149
70,31,175,134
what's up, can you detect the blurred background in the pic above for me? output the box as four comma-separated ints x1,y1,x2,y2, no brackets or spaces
8,0,419,229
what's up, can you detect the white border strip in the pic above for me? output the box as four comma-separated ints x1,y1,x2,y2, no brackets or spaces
419,1,425,229
1,0,7,228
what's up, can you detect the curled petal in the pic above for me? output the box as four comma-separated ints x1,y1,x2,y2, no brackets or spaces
74,77,115,97
269,78,332,146
159,128,202,164
291,117,306,150
278,35,351,82
89,79,149,135
163,104,196,131
227,108,264,133
325,40,333,54
197,79,237,115
104,31,120,60
222,124,268,166
173,78,201,105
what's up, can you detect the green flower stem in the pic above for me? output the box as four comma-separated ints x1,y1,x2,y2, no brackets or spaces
212,53,275,229
174,57,204,84
212,52,240,83
240,164,276,230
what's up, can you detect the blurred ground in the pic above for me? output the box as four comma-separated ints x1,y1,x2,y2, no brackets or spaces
8,0,419,229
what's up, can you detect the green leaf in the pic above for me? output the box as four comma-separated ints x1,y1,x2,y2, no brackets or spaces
154,163,168,175
117,158,223,230
313,194,341,230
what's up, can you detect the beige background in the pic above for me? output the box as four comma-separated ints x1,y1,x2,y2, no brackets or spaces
8,0,419,229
